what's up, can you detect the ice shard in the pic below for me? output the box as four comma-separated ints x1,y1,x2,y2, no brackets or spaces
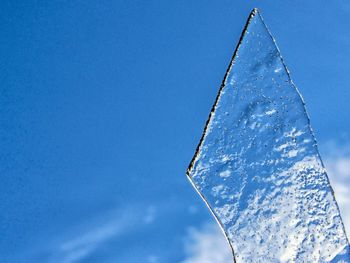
187,9,350,262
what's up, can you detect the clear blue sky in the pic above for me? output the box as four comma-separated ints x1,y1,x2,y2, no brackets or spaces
1,1,350,262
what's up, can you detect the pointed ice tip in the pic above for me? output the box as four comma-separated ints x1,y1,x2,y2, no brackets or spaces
251,8,259,16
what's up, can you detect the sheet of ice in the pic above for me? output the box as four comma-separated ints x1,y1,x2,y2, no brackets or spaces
187,9,350,263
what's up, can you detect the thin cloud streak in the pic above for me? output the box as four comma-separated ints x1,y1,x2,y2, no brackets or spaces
45,204,158,263
55,220,124,263
48,211,131,263
17,204,155,263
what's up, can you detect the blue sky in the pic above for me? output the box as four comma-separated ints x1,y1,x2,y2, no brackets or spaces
1,1,350,262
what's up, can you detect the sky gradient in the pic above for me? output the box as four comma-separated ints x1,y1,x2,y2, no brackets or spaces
1,1,350,262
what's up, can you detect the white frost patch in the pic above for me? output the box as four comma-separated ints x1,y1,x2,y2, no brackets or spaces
266,109,276,115
276,141,293,151
274,67,282,73
221,154,232,162
219,170,231,178
284,127,304,138
286,149,298,158
212,185,224,197
214,204,235,225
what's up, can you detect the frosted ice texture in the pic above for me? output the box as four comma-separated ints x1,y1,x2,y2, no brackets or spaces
187,9,350,263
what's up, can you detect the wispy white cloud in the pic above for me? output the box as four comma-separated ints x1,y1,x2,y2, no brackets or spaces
53,219,124,263
182,141,350,262
47,210,131,263
21,204,159,263
143,205,157,225
181,223,232,263
322,143,350,235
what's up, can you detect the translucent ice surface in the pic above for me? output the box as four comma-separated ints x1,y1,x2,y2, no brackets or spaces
187,9,350,263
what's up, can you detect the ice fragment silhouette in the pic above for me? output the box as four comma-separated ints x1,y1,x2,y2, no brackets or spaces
187,9,350,262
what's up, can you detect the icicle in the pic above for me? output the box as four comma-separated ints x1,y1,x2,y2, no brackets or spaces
187,9,350,262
